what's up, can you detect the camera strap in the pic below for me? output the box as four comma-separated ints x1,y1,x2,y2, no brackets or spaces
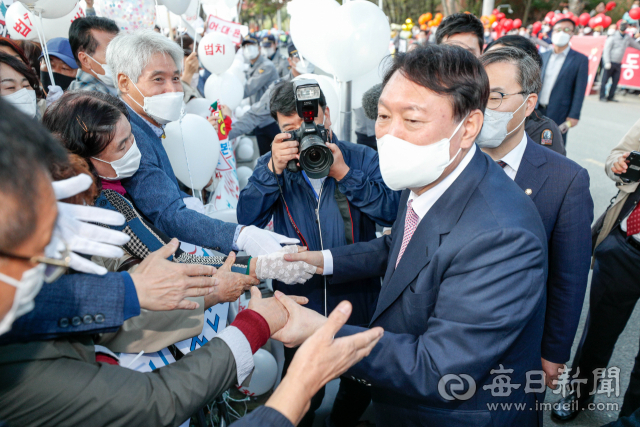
271,155,309,248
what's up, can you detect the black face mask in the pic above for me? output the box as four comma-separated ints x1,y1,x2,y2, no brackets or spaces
40,71,76,91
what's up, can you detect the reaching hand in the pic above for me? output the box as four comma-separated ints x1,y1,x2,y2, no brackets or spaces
265,301,384,425
51,174,130,275
283,250,324,275
236,225,299,256
255,246,316,284
271,290,327,347
205,252,260,308
247,287,308,335
130,239,217,311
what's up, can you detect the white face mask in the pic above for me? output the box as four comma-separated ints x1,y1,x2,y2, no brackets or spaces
243,45,259,61
262,46,276,58
0,264,45,336
476,95,529,149
377,117,466,191
92,139,142,180
295,59,315,74
128,81,184,125
3,88,37,118
87,54,115,88
552,31,571,47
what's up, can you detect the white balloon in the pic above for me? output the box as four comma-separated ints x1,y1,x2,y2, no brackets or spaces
184,98,216,119
292,0,390,82
155,5,181,29
234,104,250,119
202,1,237,21
197,31,235,75
293,74,340,134
6,3,37,41
39,3,86,40
289,0,339,74
236,138,254,162
236,166,253,190
351,66,383,110
237,349,277,396
18,0,77,19
163,114,220,190
204,208,238,223
183,0,200,23
158,0,190,15
204,71,244,110
226,49,247,85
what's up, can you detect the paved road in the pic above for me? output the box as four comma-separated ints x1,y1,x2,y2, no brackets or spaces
312,93,640,427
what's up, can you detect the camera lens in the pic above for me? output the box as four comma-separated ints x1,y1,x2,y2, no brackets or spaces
308,149,321,163
299,134,333,179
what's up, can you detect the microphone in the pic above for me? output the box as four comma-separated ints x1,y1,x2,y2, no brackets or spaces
362,83,382,121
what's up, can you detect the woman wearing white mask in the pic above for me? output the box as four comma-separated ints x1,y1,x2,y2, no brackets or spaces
0,52,45,119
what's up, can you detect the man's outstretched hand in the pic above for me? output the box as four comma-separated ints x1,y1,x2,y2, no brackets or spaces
204,252,260,308
283,250,325,275
271,290,327,347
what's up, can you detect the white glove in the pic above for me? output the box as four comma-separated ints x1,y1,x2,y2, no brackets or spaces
235,225,300,256
51,175,131,275
46,85,64,107
255,246,316,285
605,63,612,70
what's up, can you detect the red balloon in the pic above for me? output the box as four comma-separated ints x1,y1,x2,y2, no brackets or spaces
603,15,612,27
606,1,617,11
492,8,499,15
496,12,505,20
545,11,555,20
578,12,590,26
532,21,542,34
550,16,559,26
503,18,513,31
513,18,522,29
630,8,640,20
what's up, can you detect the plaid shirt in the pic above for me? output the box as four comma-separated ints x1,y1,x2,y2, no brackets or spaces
68,69,116,95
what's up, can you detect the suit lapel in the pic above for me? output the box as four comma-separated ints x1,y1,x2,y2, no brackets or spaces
514,137,549,200
541,51,551,82
370,148,490,324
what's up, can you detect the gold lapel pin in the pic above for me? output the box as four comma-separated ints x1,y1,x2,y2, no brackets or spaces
525,189,533,196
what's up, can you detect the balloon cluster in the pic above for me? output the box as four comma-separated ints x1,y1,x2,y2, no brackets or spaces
480,8,522,36
417,12,442,30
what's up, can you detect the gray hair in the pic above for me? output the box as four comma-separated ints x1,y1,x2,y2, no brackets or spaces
480,46,542,95
106,30,183,86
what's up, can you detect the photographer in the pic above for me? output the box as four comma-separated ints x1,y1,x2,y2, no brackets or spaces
552,118,640,421
237,80,400,427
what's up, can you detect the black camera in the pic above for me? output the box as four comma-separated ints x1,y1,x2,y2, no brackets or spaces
286,79,333,179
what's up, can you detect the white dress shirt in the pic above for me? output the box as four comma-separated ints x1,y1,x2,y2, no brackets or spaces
498,132,528,180
322,145,477,275
539,46,570,106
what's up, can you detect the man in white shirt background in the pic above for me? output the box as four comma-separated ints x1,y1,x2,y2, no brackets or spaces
476,47,593,410
538,18,589,146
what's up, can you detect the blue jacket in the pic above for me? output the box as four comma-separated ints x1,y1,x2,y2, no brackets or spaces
122,104,238,254
330,148,548,427
0,272,139,344
516,136,593,363
237,136,400,325
541,48,589,125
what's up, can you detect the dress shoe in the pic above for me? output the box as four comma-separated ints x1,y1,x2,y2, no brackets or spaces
551,390,595,422
599,98,609,102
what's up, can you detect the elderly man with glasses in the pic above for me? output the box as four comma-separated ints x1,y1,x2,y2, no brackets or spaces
476,46,593,395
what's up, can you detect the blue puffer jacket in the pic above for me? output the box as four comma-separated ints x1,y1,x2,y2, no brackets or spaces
238,136,401,326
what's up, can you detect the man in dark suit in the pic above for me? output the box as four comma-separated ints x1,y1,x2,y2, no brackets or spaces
276,44,549,427
538,18,589,146
478,47,593,389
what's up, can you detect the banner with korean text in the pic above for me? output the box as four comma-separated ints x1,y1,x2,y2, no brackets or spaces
204,14,248,45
